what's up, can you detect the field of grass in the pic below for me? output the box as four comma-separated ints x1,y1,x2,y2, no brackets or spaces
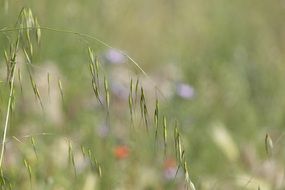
1,0,285,189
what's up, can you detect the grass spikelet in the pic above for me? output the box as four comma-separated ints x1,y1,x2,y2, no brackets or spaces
128,78,134,127
129,78,133,112
177,134,183,163
93,157,102,177
88,47,95,64
88,149,92,162
94,56,100,81
140,87,145,118
15,35,20,52
68,140,77,177
30,137,38,160
84,147,102,176
88,48,100,87
163,116,167,156
139,87,149,131
174,121,179,159
128,90,133,115
25,29,31,53
173,121,185,163
24,159,32,188
143,103,149,130
103,76,110,110
88,50,103,105
10,91,15,112
154,99,159,140
35,18,41,45
0,169,6,186
129,78,133,95
93,57,100,86
81,145,86,158
4,50,9,66
27,8,35,27
183,161,195,190
0,169,12,190
23,49,31,64
134,78,139,107
25,9,34,55
91,79,102,105
87,149,102,177
265,133,273,157
97,164,102,177
183,160,189,181
189,180,196,190
176,153,195,190
58,78,64,102
106,91,110,111
28,73,43,110
89,63,95,78
12,136,23,144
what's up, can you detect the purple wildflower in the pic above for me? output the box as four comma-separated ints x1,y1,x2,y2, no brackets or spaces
105,49,126,64
176,83,195,99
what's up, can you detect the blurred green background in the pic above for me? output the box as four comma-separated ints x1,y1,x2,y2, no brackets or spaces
1,0,285,189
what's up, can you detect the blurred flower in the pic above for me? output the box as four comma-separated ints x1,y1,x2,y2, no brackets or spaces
176,83,195,99
110,81,129,100
163,158,177,180
211,122,239,162
105,48,126,64
114,145,129,160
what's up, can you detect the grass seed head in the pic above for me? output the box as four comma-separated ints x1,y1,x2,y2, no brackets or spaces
265,133,273,157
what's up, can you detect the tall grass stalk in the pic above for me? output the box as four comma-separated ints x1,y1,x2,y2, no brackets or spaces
0,64,16,168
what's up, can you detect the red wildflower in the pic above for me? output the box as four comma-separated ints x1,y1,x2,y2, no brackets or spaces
114,145,129,160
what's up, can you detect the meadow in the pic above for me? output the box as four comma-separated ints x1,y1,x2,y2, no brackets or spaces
0,0,285,189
